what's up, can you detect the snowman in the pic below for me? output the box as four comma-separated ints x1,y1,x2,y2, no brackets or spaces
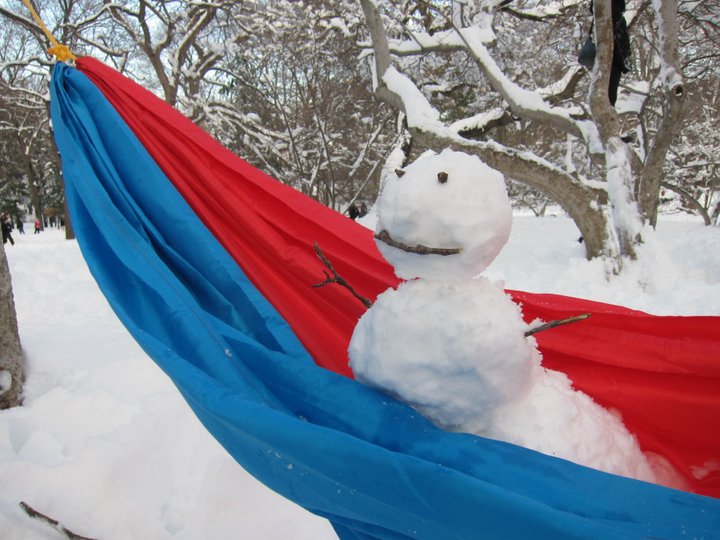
348,149,659,483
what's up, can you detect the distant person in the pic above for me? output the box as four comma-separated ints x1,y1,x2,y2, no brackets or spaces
348,203,360,220
2,215,14,246
16,218,24,234
34,218,42,234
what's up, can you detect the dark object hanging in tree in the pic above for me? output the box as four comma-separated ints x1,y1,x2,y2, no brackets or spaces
578,0,631,106
578,38,596,70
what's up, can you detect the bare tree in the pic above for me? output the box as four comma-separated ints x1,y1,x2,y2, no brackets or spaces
1,1,399,213
0,0,80,236
657,1,720,224
206,1,399,210
662,78,720,224
358,0,690,268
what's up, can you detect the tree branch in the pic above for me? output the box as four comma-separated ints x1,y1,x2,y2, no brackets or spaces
637,0,686,227
501,0,586,22
660,181,711,226
359,0,405,112
313,243,373,309
19,502,96,540
525,313,590,337
375,229,462,256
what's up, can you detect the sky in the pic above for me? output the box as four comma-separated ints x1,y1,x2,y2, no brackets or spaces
0,209,718,539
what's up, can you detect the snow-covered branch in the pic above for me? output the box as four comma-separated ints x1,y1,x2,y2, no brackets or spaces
501,0,586,22
453,24,586,140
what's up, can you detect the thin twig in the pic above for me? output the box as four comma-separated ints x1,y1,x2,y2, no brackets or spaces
19,501,97,540
525,313,591,337
313,242,373,309
375,229,462,256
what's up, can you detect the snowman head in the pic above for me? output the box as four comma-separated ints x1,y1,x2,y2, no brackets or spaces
375,149,511,281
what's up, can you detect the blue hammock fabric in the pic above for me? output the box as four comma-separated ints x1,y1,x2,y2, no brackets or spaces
49,62,720,539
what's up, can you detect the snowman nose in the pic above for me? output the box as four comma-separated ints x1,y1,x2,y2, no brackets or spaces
437,171,448,184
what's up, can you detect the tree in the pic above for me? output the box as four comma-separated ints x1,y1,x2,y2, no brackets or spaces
658,1,720,224
206,1,399,211
358,0,690,268
0,239,23,409
0,0,71,236
1,0,399,215
0,80,62,232
662,78,720,225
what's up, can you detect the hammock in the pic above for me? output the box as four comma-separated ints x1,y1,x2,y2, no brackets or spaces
50,58,720,540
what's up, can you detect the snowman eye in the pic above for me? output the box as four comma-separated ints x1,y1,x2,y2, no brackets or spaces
395,168,406,178
437,171,448,184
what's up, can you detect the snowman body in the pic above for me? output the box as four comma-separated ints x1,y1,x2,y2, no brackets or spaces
349,149,657,482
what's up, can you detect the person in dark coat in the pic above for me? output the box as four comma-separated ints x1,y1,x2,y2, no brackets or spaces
2,215,14,246
348,203,360,220
579,0,631,106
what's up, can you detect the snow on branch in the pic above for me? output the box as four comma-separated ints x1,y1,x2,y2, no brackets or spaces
501,0,586,22
453,24,584,139
449,108,511,137
652,0,683,88
536,66,587,106
362,0,592,146
382,67,445,133
386,26,494,56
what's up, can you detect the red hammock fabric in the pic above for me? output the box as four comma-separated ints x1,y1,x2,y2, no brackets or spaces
77,57,720,498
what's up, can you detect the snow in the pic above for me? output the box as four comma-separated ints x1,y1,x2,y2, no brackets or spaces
383,67,445,133
605,138,644,248
615,81,650,115
449,107,505,135
652,0,684,90
0,231,338,540
350,277,538,429
387,29,469,54
508,0,586,19
2,193,719,537
458,26,550,112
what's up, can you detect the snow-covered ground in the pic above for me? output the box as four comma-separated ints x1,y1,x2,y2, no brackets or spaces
1,213,718,539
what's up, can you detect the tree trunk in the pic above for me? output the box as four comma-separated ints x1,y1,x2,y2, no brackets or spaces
0,241,23,409
637,0,686,227
64,196,75,239
588,0,642,261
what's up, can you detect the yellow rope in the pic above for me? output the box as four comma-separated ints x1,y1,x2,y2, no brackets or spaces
21,0,76,62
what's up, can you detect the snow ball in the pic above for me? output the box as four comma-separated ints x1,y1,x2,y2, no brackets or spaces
349,278,536,431
375,148,511,281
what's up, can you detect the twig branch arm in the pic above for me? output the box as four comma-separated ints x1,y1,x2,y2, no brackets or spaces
375,229,462,256
524,313,591,337
313,243,373,309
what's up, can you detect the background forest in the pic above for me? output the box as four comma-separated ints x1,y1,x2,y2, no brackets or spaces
0,0,718,255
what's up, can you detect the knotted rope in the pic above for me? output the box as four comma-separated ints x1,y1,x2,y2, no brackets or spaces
21,0,76,62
